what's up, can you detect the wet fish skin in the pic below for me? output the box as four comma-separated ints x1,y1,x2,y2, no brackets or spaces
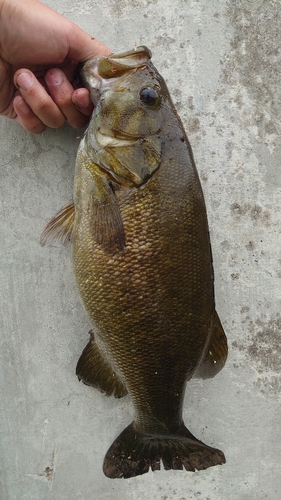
41,46,227,478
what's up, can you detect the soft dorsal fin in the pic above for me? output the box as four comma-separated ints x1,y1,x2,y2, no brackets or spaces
40,201,75,246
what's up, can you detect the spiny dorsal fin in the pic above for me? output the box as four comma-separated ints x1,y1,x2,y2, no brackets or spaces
40,201,75,246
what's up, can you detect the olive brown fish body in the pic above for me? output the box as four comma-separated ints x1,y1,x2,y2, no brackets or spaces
40,46,228,478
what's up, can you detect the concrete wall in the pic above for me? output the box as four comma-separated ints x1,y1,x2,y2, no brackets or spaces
1,0,280,498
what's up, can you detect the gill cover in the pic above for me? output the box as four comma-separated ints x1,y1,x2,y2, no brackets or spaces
81,46,163,187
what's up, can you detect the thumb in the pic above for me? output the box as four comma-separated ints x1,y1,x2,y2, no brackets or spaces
65,22,111,62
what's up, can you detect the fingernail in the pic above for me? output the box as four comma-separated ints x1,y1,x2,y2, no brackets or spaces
16,72,33,91
45,68,63,86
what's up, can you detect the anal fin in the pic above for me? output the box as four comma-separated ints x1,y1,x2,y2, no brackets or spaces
195,311,228,379
76,331,127,399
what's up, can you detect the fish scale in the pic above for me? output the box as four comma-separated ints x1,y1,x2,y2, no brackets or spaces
40,46,228,478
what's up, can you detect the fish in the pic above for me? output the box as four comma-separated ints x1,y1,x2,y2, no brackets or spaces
40,46,228,479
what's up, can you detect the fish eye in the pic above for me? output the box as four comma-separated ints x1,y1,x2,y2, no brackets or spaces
139,87,161,108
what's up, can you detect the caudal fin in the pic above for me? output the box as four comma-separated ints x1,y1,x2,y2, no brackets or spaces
103,422,225,478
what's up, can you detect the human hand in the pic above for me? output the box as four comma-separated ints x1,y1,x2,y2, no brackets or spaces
0,0,111,133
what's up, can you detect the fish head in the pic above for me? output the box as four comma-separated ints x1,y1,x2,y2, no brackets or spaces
80,47,167,187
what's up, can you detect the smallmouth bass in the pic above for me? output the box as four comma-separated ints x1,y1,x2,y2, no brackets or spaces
41,46,228,479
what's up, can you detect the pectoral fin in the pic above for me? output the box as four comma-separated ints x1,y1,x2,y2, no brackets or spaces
194,311,228,379
40,201,75,246
89,177,125,253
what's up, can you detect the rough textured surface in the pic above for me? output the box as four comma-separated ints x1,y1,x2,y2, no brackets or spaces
0,0,280,498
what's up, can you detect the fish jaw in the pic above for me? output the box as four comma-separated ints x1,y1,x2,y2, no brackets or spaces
79,46,152,106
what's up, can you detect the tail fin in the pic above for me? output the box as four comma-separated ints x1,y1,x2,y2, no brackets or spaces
103,422,225,478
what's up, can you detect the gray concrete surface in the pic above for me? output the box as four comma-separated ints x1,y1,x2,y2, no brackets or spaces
1,0,281,498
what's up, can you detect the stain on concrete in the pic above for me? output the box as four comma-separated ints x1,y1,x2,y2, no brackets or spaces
242,0,265,12
45,466,54,480
188,116,201,134
226,0,281,106
230,202,270,226
245,241,255,251
226,1,281,163
232,312,281,394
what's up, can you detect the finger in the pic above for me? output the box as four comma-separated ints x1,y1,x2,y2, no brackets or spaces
65,27,111,61
14,69,66,129
13,95,46,134
72,88,93,117
45,68,90,129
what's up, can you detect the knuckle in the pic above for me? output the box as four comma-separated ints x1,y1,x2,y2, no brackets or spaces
50,115,66,129
34,95,54,113
32,99,65,128
56,93,72,108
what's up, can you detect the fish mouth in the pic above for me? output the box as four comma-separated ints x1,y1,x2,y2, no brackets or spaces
79,61,102,107
82,46,151,83
80,47,153,105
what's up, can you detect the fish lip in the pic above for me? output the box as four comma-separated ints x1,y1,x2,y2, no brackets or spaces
80,59,124,93
80,46,152,98
80,59,100,87
80,59,105,107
